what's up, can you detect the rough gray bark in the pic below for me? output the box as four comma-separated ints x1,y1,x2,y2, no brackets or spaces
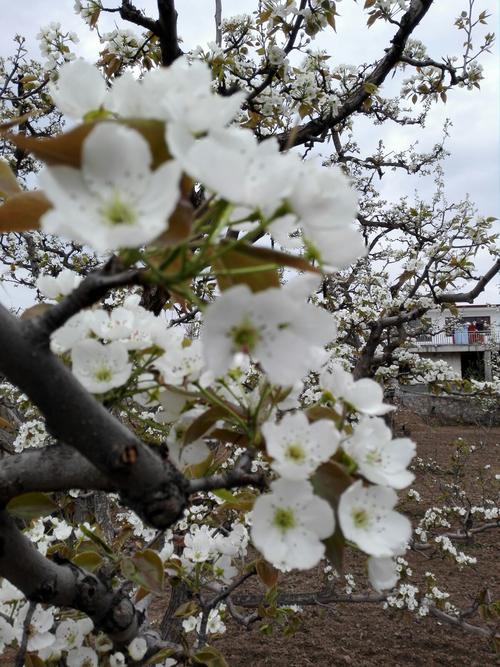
0,302,187,528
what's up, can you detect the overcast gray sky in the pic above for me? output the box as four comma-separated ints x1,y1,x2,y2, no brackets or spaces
0,0,498,306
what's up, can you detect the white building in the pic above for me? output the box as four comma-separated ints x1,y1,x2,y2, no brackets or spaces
411,304,500,380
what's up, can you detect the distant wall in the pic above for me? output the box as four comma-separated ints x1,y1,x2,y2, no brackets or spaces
419,352,462,375
394,384,500,426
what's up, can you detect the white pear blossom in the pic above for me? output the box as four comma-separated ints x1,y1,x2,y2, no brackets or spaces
0,618,15,653
263,412,339,480
108,72,149,117
251,478,335,570
16,603,55,652
213,523,249,557
289,164,364,268
182,609,226,635
36,269,82,300
182,616,198,633
156,57,246,133
201,282,336,386
169,438,211,472
183,525,216,563
109,653,126,667
71,339,132,393
90,307,135,341
67,646,99,667
321,364,394,415
128,637,148,661
0,579,24,604
50,310,94,354
213,555,238,584
206,608,226,635
154,340,205,386
55,619,84,650
338,480,412,557
155,388,188,424
39,123,182,253
343,417,415,489
368,556,400,592
168,125,292,211
49,60,107,119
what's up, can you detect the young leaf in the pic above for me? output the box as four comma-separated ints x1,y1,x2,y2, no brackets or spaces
121,549,165,593
256,559,280,588
194,646,230,667
0,159,22,198
72,551,104,573
7,492,58,521
212,246,280,293
0,191,51,232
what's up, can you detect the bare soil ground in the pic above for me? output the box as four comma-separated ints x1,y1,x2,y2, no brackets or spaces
5,411,500,666
213,411,500,666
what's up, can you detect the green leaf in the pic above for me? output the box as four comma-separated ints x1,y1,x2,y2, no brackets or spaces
183,406,228,445
174,600,199,617
72,551,103,573
222,241,319,276
194,646,230,667
306,406,342,424
121,549,164,593
212,488,257,511
25,654,46,667
213,246,280,293
255,559,279,588
7,492,57,521
144,647,178,665
80,525,114,556
5,119,170,170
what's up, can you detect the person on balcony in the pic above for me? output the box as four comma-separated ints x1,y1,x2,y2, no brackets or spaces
468,321,478,343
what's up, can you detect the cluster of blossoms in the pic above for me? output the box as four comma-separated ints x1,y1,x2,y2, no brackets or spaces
44,57,364,268
384,572,458,620
100,28,153,65
36,22,79,71
74,0,102,27
434,536,477,567
0,587,173,665
0,49,427,656
12,419,49,452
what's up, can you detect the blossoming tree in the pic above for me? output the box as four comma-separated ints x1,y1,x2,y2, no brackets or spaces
0,1,498,665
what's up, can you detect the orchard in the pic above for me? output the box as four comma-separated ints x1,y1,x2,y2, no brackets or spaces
0,1,498,665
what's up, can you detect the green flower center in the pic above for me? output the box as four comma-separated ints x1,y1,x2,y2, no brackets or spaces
365,449,382,466
273,507,296,533
285,442,305,462
352,508,370,529
102,193,136,226
230,318,260,353
95,366,112,382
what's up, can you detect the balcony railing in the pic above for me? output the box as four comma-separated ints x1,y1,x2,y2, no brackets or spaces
415,328,500,346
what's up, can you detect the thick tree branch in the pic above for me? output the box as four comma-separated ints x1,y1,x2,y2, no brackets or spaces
277,0,434,149
399,55,460,85
353,307,427,379
156,0,183,66
188,453,265,494
0,444,115,505
0,510,142,643
435,259,500,303
0,303,188,528
119,0,159,34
